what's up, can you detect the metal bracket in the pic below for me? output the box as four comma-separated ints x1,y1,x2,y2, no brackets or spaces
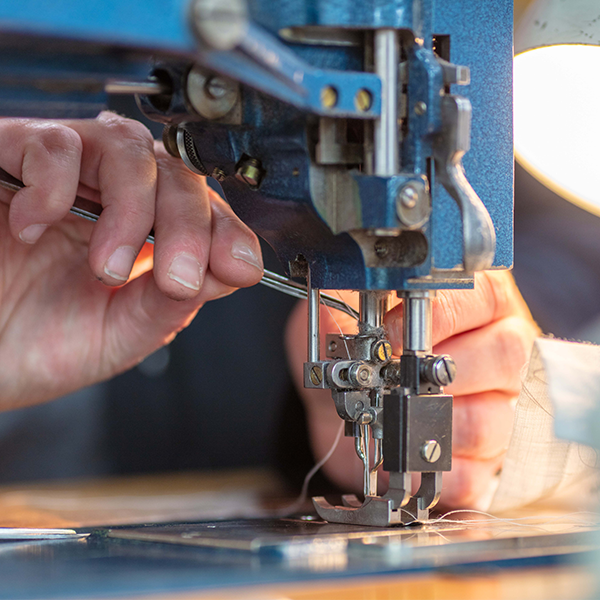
433,95,496,272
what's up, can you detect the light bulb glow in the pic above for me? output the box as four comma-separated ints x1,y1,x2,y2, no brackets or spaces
514,45,600,213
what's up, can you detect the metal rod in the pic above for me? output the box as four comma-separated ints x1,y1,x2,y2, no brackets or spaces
260,271,359,319
401,291,432,354
307,270,320,363
358,290,391,334
374,29,399,176
105,80,169,95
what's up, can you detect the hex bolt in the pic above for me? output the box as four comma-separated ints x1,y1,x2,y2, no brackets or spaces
421,440,441,463
320,86,338,109
399,185,419,209
355,89,372,112
357,367,371,385
350,364,373,387
310,365,323,386
421,355,457,387
235,158,264,189
373,340,392,362
414,100,428,115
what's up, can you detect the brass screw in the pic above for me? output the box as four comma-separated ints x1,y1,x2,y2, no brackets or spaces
320,86,338,109
373,340,392,362
310,365,323,386
355,89,372,112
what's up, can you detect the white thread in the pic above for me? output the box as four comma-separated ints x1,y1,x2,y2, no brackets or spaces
273,421,345,518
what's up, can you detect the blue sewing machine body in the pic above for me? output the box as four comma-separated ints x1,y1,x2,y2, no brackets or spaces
0,0,512,291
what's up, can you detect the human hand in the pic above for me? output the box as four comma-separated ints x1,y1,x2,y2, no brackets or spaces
285,271,540,509
0,112,263,409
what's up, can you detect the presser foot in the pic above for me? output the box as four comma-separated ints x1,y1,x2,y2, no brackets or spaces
312,494,424,526
312,472,442,527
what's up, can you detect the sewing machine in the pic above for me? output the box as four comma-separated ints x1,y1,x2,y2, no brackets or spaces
0,0,513,525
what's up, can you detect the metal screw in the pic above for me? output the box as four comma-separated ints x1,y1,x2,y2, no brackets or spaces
235,158,264,189
355,89,372,112
399,185,419,209
414,101,427,115
328,341,338,352
310,365,323,386
205,76,229,100
374,239,389,259
422,355,457,387
320,86,338,109
373,340,392,362
212,167,227,182
357,412,373,425
421,440,441,463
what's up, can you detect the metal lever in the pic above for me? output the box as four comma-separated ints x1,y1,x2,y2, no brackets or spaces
0,167,358,319
433,95,496,273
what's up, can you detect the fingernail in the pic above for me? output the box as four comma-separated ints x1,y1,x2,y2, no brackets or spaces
104,246,137,282
19,224,48,244
168,253,202,291
231,243,263,272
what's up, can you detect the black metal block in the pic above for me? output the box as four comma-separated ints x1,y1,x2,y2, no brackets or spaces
383,390,452,473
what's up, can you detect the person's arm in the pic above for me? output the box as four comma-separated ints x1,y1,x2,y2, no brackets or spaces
285,271,540,508
0,112,264,410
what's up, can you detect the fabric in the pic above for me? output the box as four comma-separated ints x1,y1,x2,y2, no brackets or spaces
490,338,600,513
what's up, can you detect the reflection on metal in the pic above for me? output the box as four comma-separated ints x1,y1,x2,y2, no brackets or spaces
107,517,599,574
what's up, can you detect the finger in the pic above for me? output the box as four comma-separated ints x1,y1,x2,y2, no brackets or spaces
151,145,212,300
62,113,157,286
452,392,516,459
0,119,83,244
99,269,235,378
439,455,504,509
435,315,536,396
385,271,536,351
206,188,264,288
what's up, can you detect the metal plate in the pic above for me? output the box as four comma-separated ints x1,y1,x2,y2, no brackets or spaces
107,516,598,568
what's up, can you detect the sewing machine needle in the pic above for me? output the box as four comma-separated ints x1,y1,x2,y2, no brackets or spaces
0,167,358,320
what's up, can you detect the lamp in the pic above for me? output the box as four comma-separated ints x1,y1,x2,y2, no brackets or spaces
514,0,600,215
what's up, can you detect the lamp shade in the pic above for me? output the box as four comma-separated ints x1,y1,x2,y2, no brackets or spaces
514,0,600,214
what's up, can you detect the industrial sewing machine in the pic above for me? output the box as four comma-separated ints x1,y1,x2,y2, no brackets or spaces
0,0,513,526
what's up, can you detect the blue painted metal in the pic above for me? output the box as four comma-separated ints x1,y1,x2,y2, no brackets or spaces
0,0,514,291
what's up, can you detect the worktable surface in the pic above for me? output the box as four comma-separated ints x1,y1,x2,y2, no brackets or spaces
0,469,593,600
